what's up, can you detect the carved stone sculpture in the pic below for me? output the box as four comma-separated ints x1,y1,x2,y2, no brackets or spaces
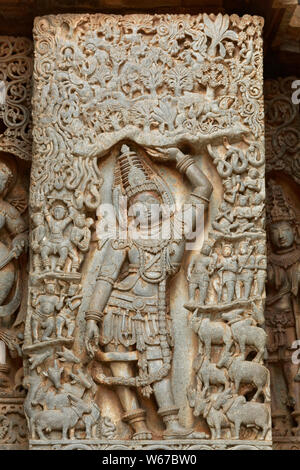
0,36,32,450
265,77,300,450
25,12,270,450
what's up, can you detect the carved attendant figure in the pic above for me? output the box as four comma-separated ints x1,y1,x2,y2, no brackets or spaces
187,241,216,304
266,182,300,436
31,212,46,273
216,244,237,303
0,161,28,372
31,280,64,343
41,202,73,272
255,242,266,297
69,213,93,272
236,241,255,300
85,144,212,440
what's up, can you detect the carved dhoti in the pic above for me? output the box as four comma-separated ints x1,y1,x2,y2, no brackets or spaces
94,288,173,395
265,308,295,361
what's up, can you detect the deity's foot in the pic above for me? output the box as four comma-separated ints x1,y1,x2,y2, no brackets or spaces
132,431,152,440
163,421,208,440
123,408,151,440
41,336,52,342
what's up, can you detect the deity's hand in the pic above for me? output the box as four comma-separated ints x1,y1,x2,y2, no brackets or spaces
12,236,27,258
161,147,186,163
31,241,39,253
85,319,100,358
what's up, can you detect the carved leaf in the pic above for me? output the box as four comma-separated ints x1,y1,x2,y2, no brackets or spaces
166,65,194,96
204,13,238,57
152,100,177,131
141,64,164,97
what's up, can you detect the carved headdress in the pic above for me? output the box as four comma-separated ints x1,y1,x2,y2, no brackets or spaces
266,180,297,225
113,144,175,208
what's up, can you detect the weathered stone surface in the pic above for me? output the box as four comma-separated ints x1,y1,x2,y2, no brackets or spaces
0,35,32,450
0,36,33,160
265,77,300,449
25,12,269,449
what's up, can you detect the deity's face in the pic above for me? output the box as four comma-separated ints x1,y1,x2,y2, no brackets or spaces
45,283,56,295
224,180,232,191
85,43,96,54
64,47,73,60
32,214,43,226
129,191,162,227
249,169,258,179
53,205,66,220
201,244,211,256
239,243,248,255
68,284,78,296
239,197,248,207
75,215,85,228
0,169,9,195
270,220,294,251
223,246,232,257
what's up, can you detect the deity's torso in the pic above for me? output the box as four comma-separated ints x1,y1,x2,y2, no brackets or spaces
114,239,185,297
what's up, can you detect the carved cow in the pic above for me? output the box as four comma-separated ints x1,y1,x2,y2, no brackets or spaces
32,395,91,440
188,389,232,439
194,356,228,396
224,395,270,440
77,402,101,439
225,355,270,401
222,310,266,362
191,313,233,365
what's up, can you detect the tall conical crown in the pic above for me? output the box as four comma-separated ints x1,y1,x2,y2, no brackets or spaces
266,180,296,224
113,144,163,199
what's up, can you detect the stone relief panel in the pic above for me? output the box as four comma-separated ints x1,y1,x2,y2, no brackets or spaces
0,36,32,449
26,13,269,450
0,37,33,160
265,77,300,185
265,77,300,450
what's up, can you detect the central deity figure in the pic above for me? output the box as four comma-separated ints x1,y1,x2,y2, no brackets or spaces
85,144,212,439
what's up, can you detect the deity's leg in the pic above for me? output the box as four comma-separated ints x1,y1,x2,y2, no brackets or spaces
109,359,152,439
33,253,42,273
56,246,68,272
55,315,65,338
31,317,39,343
188,283,197,302
66,319,75,338
226,280,235,302
243,274,254,299
148,359,194,438
69,247,79,272
41,317,54,341
256,274,266,296
40,245,51,270
199,280,209,304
